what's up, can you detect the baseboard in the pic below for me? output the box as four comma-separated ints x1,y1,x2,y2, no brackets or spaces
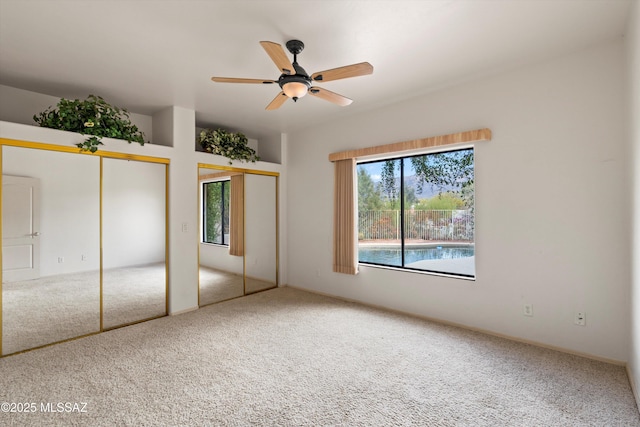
284,284,626,367
627,365,640,413
169,306,199,316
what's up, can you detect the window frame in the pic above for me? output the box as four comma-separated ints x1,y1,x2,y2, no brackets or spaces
201,179,231,246
356,146,475,279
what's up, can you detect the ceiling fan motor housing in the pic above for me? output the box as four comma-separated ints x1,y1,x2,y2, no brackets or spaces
285,39,305,55
279,40,311,100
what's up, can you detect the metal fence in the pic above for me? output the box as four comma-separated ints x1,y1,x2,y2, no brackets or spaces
358,210,473,241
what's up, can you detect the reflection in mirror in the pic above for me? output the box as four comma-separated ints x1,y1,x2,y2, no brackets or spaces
102,158,166,329
2,146,100,355
245,173,277,293
198,168,244,305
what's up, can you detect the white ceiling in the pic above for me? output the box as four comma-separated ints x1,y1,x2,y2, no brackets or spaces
0,0,633,141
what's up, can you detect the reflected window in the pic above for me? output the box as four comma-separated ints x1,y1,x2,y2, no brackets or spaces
203,180,230,245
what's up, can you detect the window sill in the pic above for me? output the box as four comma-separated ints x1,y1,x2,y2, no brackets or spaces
358,262,476,281
200,242,229,248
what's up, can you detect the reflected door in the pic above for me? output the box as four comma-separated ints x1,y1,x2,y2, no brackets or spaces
2,146,100,355
2,176,40,282
102,158,167,329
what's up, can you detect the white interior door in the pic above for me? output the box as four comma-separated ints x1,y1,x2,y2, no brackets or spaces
2,175,40,282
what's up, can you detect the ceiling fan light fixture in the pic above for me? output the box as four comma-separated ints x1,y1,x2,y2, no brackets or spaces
211,40,373,110
282,80,309,100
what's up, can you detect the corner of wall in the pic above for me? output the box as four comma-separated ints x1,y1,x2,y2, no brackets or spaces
626,0,640,414
279,132,288,287
256,132,283,164
152,107,175,147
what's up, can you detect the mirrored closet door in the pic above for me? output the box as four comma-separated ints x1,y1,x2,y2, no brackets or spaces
244,173,277,294
2,146,100,355
198,168,245,305
198,165,278,306
102,158,167,329
1,142,169,356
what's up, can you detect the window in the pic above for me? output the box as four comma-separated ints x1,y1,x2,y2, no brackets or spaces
357,148,475,277
202,180,230,245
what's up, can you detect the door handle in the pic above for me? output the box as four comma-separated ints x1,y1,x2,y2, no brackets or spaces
30,232,40,237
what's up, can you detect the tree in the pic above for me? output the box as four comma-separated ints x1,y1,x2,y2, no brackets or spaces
203,180,230,244
460,180,474,210
404,186,418,208
380,159,400,202
384,184,418,210
411,149,473,192
414,192,466,210
380,149,474,197
460,179,474,231
357,168,384,211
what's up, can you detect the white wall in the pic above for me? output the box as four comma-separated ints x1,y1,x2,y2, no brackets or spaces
257,133,283,164
0,85,60,127
245,173,277,282
287,39,629,362
627,0,640,404
102,158,166,269
2,146,100,276
199,243,243,274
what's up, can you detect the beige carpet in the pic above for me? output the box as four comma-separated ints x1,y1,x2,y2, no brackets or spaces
245,275,277,294
102,263,166,328
199,267,277,306
199,266,244,306
2,264,166,355
0,287,638,426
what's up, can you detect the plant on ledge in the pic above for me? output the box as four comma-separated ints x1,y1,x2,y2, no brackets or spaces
198,128,260,164
33,94,147,153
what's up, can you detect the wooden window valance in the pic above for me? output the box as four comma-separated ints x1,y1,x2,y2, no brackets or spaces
199,171,243,181
328,128,491,162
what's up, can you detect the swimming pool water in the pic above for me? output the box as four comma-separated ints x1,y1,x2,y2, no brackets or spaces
358,245,474,266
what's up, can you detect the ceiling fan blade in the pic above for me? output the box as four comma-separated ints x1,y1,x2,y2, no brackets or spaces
309,87,353,106
211,77,277,84
311,62,373,82
260,41,295,75
266,92,288,110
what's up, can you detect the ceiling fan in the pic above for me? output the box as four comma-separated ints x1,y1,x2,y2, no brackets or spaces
211,40,373,110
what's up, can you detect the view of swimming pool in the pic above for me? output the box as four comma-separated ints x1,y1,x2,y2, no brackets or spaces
358,245,474,266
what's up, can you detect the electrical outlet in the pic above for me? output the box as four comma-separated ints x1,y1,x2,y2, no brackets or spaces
574,312,586,326
57,257,64,263
181,222,188,233
81,254,87,261
523,304,533,317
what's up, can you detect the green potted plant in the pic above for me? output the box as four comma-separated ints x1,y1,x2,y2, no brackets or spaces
197,128,260,164
33,94,147,153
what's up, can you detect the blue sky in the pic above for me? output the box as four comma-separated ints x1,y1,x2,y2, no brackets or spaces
357,160,416,183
